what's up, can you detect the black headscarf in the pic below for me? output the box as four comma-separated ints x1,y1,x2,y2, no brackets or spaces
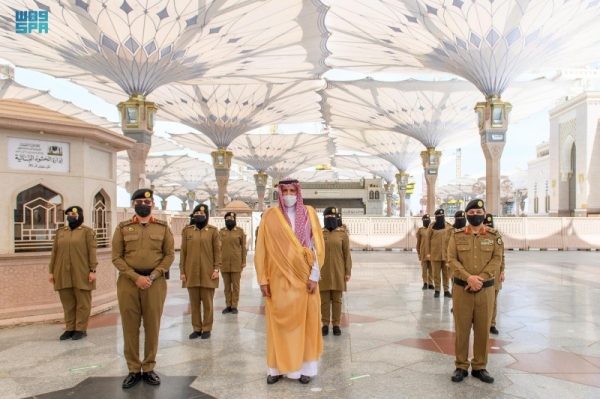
190,204,209,229
433,209,445,230
453,210,466,229
65,206,84,230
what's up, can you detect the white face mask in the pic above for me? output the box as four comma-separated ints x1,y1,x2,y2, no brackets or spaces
283,195,297,207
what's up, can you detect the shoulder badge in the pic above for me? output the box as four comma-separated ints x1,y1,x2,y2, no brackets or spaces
120,219,133,228
496,237,503,245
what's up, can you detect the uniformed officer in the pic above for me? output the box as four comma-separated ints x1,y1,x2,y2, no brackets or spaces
320,206,352,336
416,214,434,290
112,189,174,389
448,199,503,384
220,212,247,315
180,204,221,340
48,206,97,341
424,209,453,298
483,214,505,335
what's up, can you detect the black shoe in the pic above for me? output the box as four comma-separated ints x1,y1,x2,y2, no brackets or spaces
333,326,341,336
444,291,452,298
201,331,211,339
267,375,281,384
472,369,494,383
428,284,434,290
434,291,440,298
222,306,232,314
189,331,202,339
299,375,311,384
322,325,329,336
422,283,428,290
143,371,161,385
231,308,238,314
490,326,499,334
451,368,468,382
72,331,87,340
122,372,142,389
60,330,75,340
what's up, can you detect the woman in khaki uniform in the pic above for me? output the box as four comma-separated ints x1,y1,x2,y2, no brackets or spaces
424,209,453,298
320,206,352,337
180,204,222,339
416,214,433,290
48,206,97,341
483,214,505,335
220,212,247,315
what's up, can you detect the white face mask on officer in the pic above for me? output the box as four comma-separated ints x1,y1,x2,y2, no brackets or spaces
283,195,297,207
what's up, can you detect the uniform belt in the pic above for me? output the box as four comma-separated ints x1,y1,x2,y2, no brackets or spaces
133,268,154,276
454,278,495,289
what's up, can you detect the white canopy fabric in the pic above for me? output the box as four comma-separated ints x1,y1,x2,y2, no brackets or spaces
334,155,398,183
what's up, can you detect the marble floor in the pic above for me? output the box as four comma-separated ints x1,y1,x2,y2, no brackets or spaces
2,250,600,398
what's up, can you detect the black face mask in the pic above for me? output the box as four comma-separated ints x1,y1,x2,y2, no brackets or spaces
325,218,338,231
67,216,79,224
422,219,430,228
467,214,485,227
433,216,445,230
454,218,466,229
193,215,206,224
225,220,236,230
134,205,151,218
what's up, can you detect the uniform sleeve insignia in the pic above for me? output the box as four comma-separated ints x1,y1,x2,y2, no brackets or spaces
497,237,503,245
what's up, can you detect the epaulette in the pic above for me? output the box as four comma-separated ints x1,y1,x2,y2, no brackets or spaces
154,219,168,226
454,227,467,234
486,227,499,235
119,219,133,228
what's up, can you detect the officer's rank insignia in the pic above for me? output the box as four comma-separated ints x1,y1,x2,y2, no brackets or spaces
497,237,502,245
128,227,134,231
144,191,151,198
205,228,209,231
481,239,493,246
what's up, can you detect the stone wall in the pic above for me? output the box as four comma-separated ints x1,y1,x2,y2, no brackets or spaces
0,248,117,326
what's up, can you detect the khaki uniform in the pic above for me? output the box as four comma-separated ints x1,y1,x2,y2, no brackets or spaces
491,248,505,327
180,224,222,332
49,225,98,331
320,227,352,327
416,226,433,285
448,226,503,371
112,217,174,373
423,222,453,292
219,226,247,308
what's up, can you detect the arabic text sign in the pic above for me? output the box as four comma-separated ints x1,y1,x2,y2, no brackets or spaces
8,137,70,173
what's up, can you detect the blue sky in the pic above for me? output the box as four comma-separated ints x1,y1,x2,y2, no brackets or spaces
4,63,562,212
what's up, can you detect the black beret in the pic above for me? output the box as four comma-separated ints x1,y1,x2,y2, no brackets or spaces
193,204,209,213
65,206,83,215
224,212,236,219
324,206,337,216
454,210,465,218
336,212,342,219
465,199,485,212
422,214,430,219
131,188,153,201
484,213,494,227
434,209,445,216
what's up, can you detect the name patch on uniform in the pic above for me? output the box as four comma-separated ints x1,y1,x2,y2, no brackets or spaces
481,239,494,246
187,235,193,240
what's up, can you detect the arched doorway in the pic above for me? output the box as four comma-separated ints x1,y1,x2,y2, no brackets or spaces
92,190,111,248
568,143,576,217
14,184,63,252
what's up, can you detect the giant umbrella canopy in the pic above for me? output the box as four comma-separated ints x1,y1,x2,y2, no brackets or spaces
323,78,574,213
154,80,325,209
332,129,423,216
324,0,600,213
334,155,399,216
0,0,330,193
